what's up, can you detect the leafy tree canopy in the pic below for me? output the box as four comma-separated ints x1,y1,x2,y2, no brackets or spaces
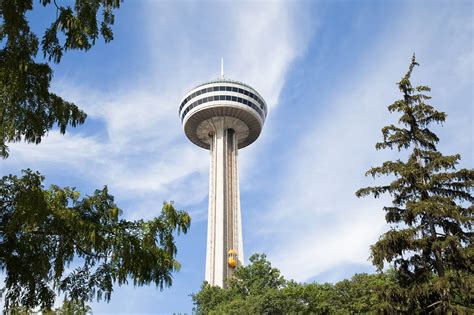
356,54,473,313
1,0,122,158
0,169,191,311
192,254,397,314
8,299,92,315
193,254,472,314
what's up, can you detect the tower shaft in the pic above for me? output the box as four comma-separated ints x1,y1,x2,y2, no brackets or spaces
205,117,244,287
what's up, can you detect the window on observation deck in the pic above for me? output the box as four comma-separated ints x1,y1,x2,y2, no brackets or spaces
181,95,265,122
180,83,266,117
180,84,267,122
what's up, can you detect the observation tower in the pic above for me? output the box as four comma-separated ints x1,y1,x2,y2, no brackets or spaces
179,62,267,287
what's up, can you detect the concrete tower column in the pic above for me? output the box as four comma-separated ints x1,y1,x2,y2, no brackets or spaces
205,117,243,287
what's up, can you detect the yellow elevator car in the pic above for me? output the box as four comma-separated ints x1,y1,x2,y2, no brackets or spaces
228,249,237,268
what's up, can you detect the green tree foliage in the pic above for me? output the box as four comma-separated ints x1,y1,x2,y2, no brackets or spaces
48,299,92,315
0,169,191,311
9,299,92,315
356,55,473,312
0,0,122,158
192,254,395,314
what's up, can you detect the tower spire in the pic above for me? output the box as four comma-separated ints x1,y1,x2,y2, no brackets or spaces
221,58,224,79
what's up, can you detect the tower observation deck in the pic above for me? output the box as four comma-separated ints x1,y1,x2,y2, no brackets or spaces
180,75,267,287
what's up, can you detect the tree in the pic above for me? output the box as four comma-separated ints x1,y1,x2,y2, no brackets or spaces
192,254,286,314
356,55,473,312
1,0,121,158
332,271,400,313
9,300,92,315
192,254,394,314
0,170,191,311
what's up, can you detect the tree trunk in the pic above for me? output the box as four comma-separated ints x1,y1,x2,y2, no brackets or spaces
427,214,445,277
414,138,445,278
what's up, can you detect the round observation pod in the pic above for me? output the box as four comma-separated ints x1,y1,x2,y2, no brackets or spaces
227,249,238,268
179,79,267,150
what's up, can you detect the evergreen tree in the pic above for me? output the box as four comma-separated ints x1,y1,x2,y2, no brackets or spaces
356,55,473,312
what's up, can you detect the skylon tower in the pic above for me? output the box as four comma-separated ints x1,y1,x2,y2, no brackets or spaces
179,63,267,287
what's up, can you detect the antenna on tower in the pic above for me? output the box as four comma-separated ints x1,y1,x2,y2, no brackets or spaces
221,58,224,79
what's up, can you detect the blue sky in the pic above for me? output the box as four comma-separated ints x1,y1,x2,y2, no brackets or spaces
2,0,473,313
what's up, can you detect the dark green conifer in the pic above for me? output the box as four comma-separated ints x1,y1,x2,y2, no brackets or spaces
356,55,473,312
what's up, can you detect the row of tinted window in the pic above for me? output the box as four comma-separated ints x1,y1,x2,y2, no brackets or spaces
180,95,264,121
180,86,266,113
